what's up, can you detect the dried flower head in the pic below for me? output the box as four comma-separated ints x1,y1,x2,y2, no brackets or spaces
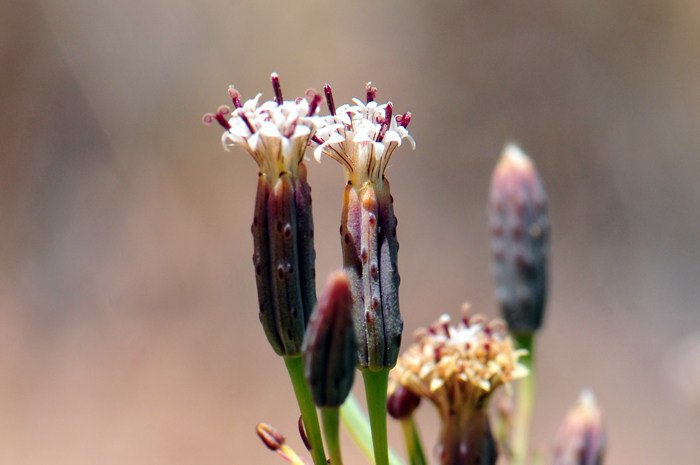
389,305,529,419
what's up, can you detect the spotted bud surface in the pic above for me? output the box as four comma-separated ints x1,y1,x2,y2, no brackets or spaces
489,144,550,334
387,384,421,420
553,391,606,465
303,271,357,407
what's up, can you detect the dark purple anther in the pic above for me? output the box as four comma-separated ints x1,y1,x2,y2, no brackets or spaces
271,72,283,104
366,82,377,103
323,84,336,115
398,112,411,128
228,86,242,109
376,102,393,142
306,89,322,116
240,112,256,134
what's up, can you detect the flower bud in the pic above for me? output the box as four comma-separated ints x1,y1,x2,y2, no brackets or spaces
206,75,319,357
488,144,550,334
552,390,606,465
387,384,421,420
302,271,357,407
256,423,286,451
313,84,415,371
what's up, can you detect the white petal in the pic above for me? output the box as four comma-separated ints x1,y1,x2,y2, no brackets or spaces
353,132,371,144
383,130,401,145
243,93,263,112
405,134,416,150
281,137,293,158
327,132,346,145
337,112,352,126
314,144,325,162
373,142,385,160
259,121,281,138
248,132,260,152
292,124,311,139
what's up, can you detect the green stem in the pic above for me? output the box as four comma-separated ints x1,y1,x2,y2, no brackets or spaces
340,393,405,465
284,356,327,465
322,407,343,465
362,369,391,465
512,333,536,465
400,416,427,465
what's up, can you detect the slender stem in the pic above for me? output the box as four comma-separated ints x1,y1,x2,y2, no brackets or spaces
340,393,405,465
362,369,391,465
400,416,427,465
512,333,536,465
284,356,328,465
322,407,343,465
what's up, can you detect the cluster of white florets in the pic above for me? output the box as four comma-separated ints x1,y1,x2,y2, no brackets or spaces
389,306,529,418
313,96,415,185
205,77,415,183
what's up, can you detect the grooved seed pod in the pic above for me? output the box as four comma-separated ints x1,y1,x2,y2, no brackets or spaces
489,144,550,334
302,271,357,407
313,83,415,371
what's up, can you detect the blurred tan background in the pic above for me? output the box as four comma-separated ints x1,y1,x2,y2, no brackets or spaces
2,0,700,463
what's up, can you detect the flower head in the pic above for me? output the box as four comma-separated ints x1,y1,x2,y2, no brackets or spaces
389,305,529,419
313,82,415,189
204,73,320,357
203,73,322,180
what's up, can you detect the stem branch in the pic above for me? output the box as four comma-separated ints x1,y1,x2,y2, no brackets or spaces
512,333,536,465
322,407,343,465
400,416,427,465
362,369,391,465
284,355,328,465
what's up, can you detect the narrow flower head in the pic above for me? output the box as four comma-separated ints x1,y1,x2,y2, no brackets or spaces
205,74,319,357
203,73,322,179
313,82,415,189
489,143,550,334
552,391,606,465
389,305,529,419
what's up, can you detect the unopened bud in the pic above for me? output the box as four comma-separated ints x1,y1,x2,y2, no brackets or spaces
387,384,421,420
302,271,357,407
488,144,550,334
552,390,606,465
256,423,286,451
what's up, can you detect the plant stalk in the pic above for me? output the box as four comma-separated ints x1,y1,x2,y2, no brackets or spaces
400,416,427,465
362,369,391,465
512,333,536,465
339,393,405,465
322,407,343,465
284,355,328,465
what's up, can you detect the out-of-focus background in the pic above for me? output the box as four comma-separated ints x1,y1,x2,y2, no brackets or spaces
2,0,700,463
